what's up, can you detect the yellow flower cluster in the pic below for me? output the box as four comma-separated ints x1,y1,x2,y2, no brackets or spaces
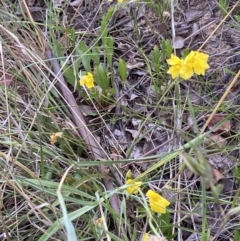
50,132,63,144
126,179,170,214
79,72,94,89
95,217,103,227
167,51,209,80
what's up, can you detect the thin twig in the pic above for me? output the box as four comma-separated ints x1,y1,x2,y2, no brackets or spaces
198,1,239,51
200,69,240,134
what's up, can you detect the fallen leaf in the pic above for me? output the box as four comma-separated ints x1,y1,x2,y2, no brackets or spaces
70,0,83,7
204,168,225,189
208,154,234,171
204,133,227,148
130,145,143,159
185,9,203,23
172,36,184,49
207,114,231,133
117,42,131,52
125,128,139,139
218,178,234,195
79,105,95,116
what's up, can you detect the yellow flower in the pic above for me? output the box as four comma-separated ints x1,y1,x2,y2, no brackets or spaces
167,54,189,80
50,132,63,144
95,217,103,227
179,57,194,80
184,51,209,75
167,51,209,80
126,179,142,195
79,72,94,89
146,190,170,213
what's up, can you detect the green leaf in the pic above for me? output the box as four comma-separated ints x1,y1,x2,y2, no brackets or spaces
118,58,127,82
57,190,78,241
53,41,64,57
96,64,108,94
62,64,77,88
100,19,108,45
234,166,240,185
99,8,115,67
162,39,172,58
38,205,97,241
158,211,172,237
52,39,79,89
105,7,114,22
76,41,91,72
218,0,229,17
234,14,240,22
153,45,161,74
91,41,100,65
100,7,114,41
105,36,114,67
69,28,76,47
182,48,190,59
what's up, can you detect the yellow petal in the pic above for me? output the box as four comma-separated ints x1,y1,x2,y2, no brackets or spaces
186,51,209,76
166,54,181,65
195,52,209,62
142,233,149,241
179,62,194,80
167,65,181,79
193,61,209,75
85,79,94,89
146,190,170,213
184,51,195,65
126,179,142,194
79,78,85,86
